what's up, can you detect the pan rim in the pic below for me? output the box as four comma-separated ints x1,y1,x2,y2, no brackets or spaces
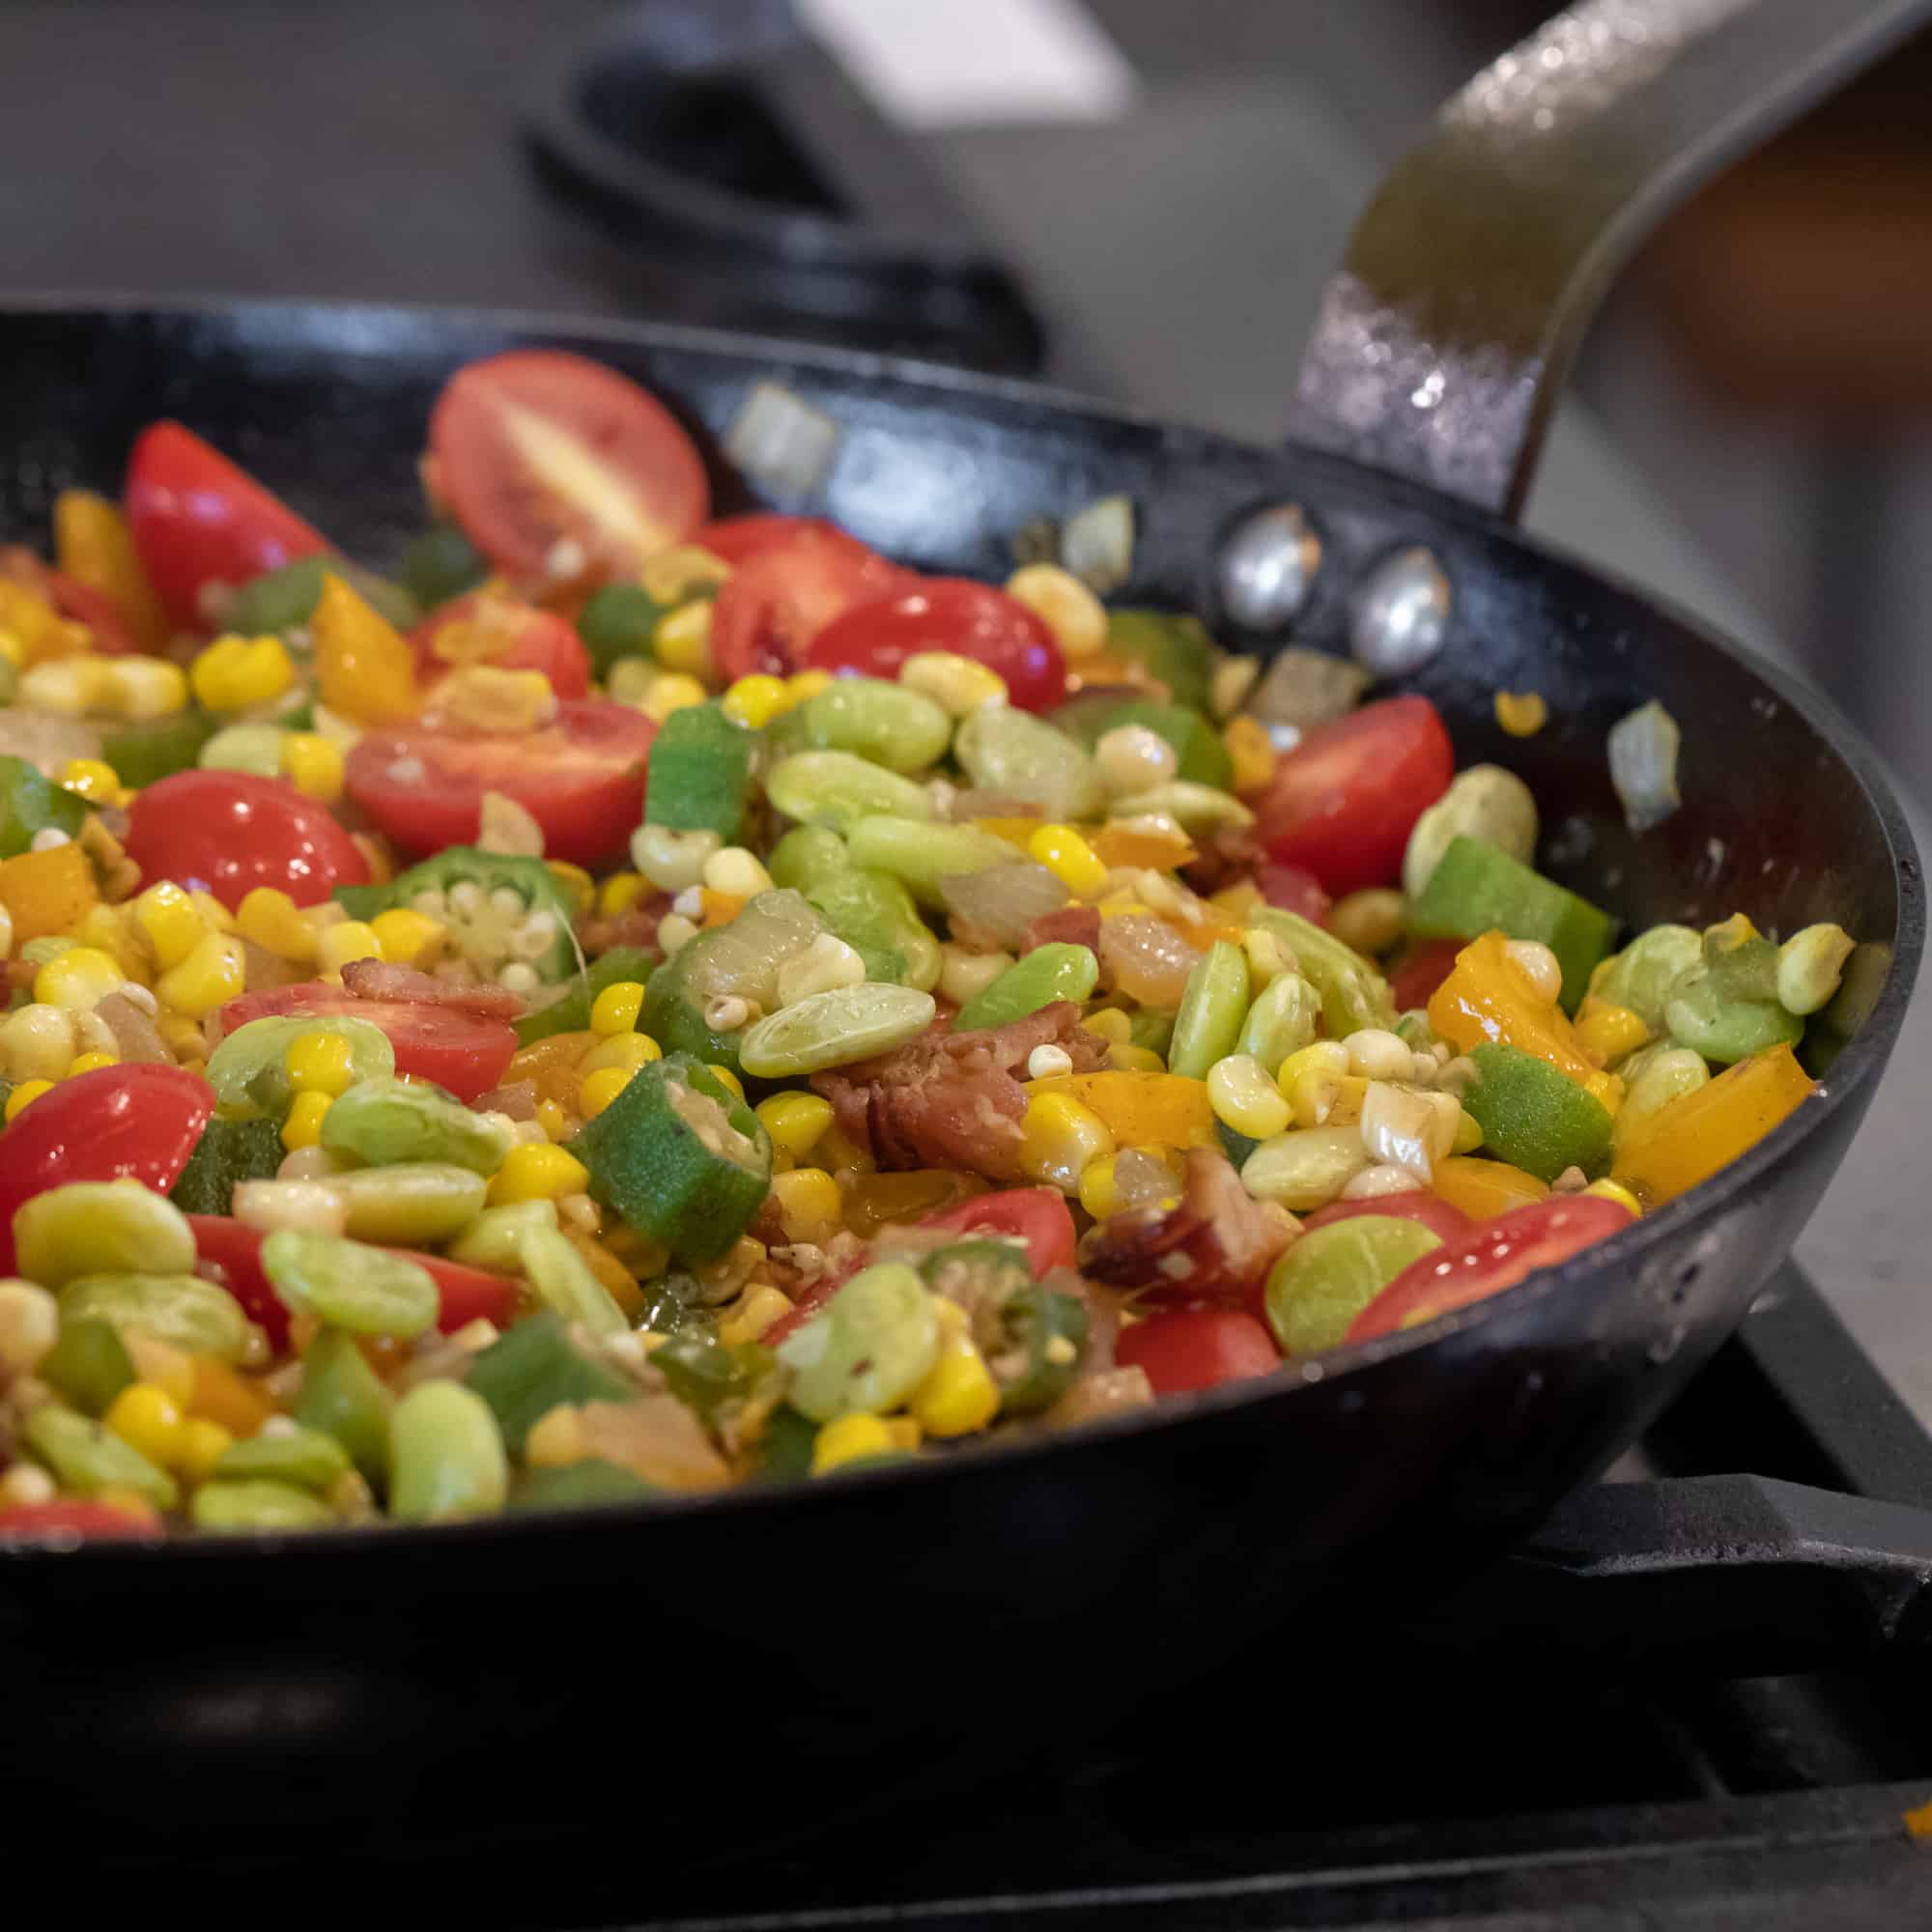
0,294,1918,1568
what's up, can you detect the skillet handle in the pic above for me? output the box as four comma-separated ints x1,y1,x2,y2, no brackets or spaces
1291,0,1932,521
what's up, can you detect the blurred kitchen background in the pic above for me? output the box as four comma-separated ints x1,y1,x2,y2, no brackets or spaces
4,0,1927,1398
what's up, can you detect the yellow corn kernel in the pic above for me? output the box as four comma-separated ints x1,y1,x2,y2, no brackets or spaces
534,1097,570,1142
577,1065,632,1121
102,1382,185,1470
651,600,715,678
546,861,595,917
705,1064,746,1101
176,1416,235,1485
718,1284,794,1350
1005,563,1106,661
490,1142,591,1206
156,1010,207,1060
638,670,708,722
578,1031,662,1077
721,673,793,728
1108,1042,1167,1073
318,921,384,976
898,650,1009,717
65,1050,119,1078
101,656,190,721
5,1079,53,1122
33,945,124,1010
1077,1151,1123,1220
156,931,246,1017
285,1031,355,1098
0,630,21,670
786,668,835,704
1278,1040,1352,1128
771,1166,841,1243
1019,1091,1117,1193
1575,1000,1650,1065
280,1090,333,1152
73,905,143,981
598,871,648,918
133,881,208,971
188,891,238,935
58,757,124,804
1223,715,1276,796
369,907,445,970
1207,1053,1293,1140
313,573,417,724
590,980,646,1037
234,886,318,963
1494,691,1548,737
122,1335,195,1409
810,1412,897,1475
282,731,346,805
909,1331,1001,1437
1076,1009,1130,1046
1583,1178,1642,1217
190,633,296,712
755,1091,834,1164
17,655,110,714
526,1404,587,1469
1028,823,1109,900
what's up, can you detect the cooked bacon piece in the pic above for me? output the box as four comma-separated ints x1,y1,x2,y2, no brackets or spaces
1022,905,1100,955
339,956,525,1020
1081,1148,1296,1308
812,1001,1107,1181
576,893,672,960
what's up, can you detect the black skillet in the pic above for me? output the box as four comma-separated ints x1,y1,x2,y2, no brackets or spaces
0,0,1925,1841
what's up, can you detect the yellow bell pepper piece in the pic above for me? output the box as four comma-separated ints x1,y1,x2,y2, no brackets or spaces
1092,822,1199,872
1612,1043,1814,1208
312,572,417,724
0,843,99,946
1429,930,1623,1113
1574,996,1650,1065
1430,1155,1550,1221
53,490,171,651
1024,1069,1219,1150
0,578,84,666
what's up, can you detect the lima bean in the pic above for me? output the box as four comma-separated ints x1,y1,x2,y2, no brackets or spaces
295,1328,394,1488
260,1230,439,1339
443,1201,558,1274
207,1014,394,1122
388,1379,509,1521
1238,970,1320,1076
768,824,849,892
25,1403,178,1508
320,1076,513,1175
954,706,1105,820
1402,764,1538,898
1591,925,1702,1034
328,1163,489,1245
213,1424,351,1492
1167,940,1252,1081
14,1181,195,1289
1663,973,1802,1065
521,1225,628,1336
191,1478,334,1532
953,942,1098,1033
740,983,936,1076
59,1271,251,1362
1613,1046,1710,1153
844,816,1017,907
766,751,932,833
794,678,952,774
1240,1127,1371,1211
777,1262,941,1421
1249,908,1396,1037
1106,781,1253,832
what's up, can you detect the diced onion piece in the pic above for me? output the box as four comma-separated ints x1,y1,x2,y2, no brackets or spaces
1246,647,1371,730
1061,495,1134,595
1608,700,1682,833
938,862,1068,950
724,382,842,497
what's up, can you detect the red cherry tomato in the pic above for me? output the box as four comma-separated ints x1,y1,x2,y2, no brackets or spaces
1390,938,1464,1013
1254,696,1454,897
125,421,331,630
0,1500,163,1544
1115,1307,1281,1396
1302,1193,1474,1244
411,591,591,701
43,571,140,654
808,579,1067,713
1256,864,1332,926
692,514,840,565
345,698,655,867
216,984,518,1103
918,1186,1079,1278
123,769,370,912
188,1214,516,1351
709,525,908,683
0,1065,213,1273
427,351,709,582
1348,1195,1635,1343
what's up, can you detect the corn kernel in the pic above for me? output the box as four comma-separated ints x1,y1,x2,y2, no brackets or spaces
0,630,22,669
132,881,207,971
786,668,835,703
590,980,646,1037
156,1010,207,1060
639,670,708,722
101,656,189,721
721,673,793,729
702,846,775,899
810,1412,897,1475
1279,1040,1352,1128
234,886,317,963
1223,715,1276,796
598,871,648,918
33,945,124,1010
1019,1091,1117,1193
102,1382,185,1469
899,650,1009,718
188,891,238,935
190,634,296,712
545,861,596,917
1005,563,1106,661
577,1065,631,1120
1077,1151,1123,1220
58,757,124,804
534,1097,570,1141
318,921,384,976
285,1031,355,1097
1028,823,1109,899
156,931,246,1018
706,1064,746,1099
909,1331,1001,1437
526,1404,587,1469
1584,1178,1642,1216
369,906,446,970
18,655,111,714
1575,1001,1650,1065
578,1031,662,1077
65,1050,119,1078
282,731,346,805
1208,1053,1293,1140
718,1284,794,1350
755,1092,834,1163
1080,1008,1133,1045
490,1142,591,1206
123,1334,195,1408
651,601,714,678
1108,1042,1167,1073
771,1166,841,1242
176,1417,235,1484
280,1090,333,1152
1494,691,1548,737
5,1079,53,1122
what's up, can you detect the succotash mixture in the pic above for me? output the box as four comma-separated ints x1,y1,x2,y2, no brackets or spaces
0,350,1871,1543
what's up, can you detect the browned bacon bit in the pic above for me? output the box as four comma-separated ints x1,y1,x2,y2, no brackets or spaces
812,1000,1108,1182
1022,905,1101,955
1179,822,1265,896
339,956,525,1020
576,893,673,960
1082,1148,1297,1308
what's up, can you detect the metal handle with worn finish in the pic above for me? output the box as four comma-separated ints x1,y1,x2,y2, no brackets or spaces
1293,0,1932,521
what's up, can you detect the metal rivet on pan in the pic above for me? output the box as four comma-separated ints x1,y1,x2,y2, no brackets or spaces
1351,546,1449,676
1216,504,1321,631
